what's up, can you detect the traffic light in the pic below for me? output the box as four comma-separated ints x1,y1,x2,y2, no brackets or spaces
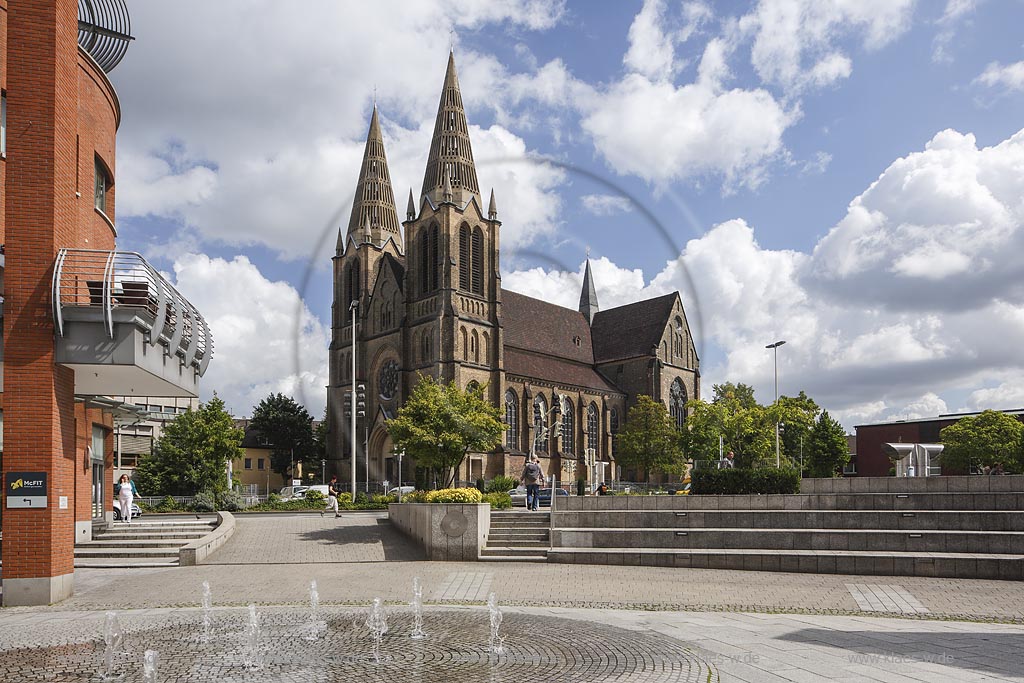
343,393,352,418
356,383,366,417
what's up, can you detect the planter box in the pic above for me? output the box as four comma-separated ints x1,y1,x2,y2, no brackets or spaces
388,503,490,561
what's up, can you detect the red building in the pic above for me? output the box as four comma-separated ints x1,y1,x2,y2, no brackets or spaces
1,0,211,605
854,409,1024,477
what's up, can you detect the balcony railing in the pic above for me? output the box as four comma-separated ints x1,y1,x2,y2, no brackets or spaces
52,249,213,375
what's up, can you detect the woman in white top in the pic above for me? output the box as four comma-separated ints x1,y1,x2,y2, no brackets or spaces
115,474,138,523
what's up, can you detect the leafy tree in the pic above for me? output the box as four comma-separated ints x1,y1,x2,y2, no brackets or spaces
806,410,849,477
712,382,758,409
940,410,1024,474
386,375,504,487
249,393,315,479
778,391,820,471
681,397,777,468
133,396,243,496
616,395,684,482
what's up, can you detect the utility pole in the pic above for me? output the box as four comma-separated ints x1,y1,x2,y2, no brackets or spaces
349,300,359,496
766,340,786,467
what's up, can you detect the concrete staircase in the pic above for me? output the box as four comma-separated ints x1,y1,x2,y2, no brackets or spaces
548,479,1024,579
75,518,218,568
480,511,550,562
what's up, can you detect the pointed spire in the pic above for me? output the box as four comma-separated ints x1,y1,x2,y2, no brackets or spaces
406,188,416,221
336,227,345,254
487,188,498,220
347,105,402,245
421,51,481,207
579,258,600,325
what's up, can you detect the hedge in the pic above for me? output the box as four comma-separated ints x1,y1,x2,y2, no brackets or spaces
424,487,483,504
690,467,801,495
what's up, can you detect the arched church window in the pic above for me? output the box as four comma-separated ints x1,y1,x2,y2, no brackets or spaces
459,225,471,291
467,380,481,395
587,403,599,455
471,227,483,295
533,395,549,454
461,327,468,361
471,330,479,363
378,360,400,401
505,390,519,450
669,377,687,428
561,398,575,455
345,263,360,324
610,407,620,456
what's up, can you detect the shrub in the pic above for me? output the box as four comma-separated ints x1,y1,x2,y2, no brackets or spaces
371,493,395,504
219,490,244,512
690,467,800,495
337,492,353,505
267,493,281,504
486,475,519,493
155,495,182,513
475,478,486,492
355,491,368,506
304,489,325,505
193,490,217,512
401,490,428,503
481,492,512,509
424,487,484,504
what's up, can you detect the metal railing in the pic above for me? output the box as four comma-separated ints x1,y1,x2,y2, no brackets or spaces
52,249,213,375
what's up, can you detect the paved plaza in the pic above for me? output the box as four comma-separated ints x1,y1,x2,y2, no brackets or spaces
1,512,1023,681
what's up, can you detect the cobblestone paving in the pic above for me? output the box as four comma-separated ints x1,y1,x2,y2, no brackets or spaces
0,606,717,682
846,584,930,614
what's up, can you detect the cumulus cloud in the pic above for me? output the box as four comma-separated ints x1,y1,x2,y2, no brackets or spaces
974,60,1024,94
112,1,570,262
933,0,978,63
623,0,713,79
501,126,1024,429
580,194,632,216
740,0,916,92
171,254,329,418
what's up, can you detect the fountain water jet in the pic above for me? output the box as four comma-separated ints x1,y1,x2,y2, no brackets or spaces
364,597,389,663
486,592,504,656
200,581,212,644
410,577,427,640
304,579,325,641
99,611,124,681
242,604,264,670
142,650,158,683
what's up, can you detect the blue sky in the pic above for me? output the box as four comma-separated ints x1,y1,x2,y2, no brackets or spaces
109,0,1024,426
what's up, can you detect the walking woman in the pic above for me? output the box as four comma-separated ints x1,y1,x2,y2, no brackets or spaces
115,474,139,523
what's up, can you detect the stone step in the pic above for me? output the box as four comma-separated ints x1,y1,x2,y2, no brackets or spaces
547,547,1024,580
488,530,550,539
94,532,208,541
488,522,551,531
479,546,550,560
553,509,1024,532
553,527,1024,554
74,558,179,569
485,542,550,550
560,492,1024,512
74,547,180,559
83,539,201,549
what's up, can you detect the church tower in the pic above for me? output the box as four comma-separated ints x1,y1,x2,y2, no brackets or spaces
328,104,403,473
403,51,504,404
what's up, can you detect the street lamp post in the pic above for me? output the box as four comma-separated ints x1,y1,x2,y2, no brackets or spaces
765,340,786,468
349,299,359,497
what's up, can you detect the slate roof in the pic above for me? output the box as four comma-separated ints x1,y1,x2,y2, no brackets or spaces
590,292,678,363
502,291,621,394
380,252,405,292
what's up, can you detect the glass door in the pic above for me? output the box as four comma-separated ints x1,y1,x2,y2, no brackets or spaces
91,426,106,519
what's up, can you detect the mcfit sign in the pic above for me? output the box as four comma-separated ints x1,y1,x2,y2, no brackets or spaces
5,472,48,508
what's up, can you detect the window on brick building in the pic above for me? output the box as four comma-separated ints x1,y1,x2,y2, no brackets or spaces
504,390,518,451
1,92,6,157
587,403,599,454
244,458,252,470
669,378,687,428
561,398,575,455
94,156,111,213
258,458,265,470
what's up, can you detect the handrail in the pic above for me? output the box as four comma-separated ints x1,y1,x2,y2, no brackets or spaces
51,248,213,376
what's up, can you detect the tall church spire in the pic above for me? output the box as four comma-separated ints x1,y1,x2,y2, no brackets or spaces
347,105,401,243
421,51,481,208
579,258,599,324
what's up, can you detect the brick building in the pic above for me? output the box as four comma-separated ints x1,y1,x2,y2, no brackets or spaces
854,409,1024,477
0,0,210,605
327,53,699,488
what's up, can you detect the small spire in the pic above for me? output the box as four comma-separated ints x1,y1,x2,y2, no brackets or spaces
336,227,344,253
406,188,416,221
442,167,453,203
361,213,372,244
488,188,498,220
579,258,600,325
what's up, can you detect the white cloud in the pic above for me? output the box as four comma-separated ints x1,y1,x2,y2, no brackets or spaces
580,194,631,216
112,1,570,262
966,377,1024,411
932,0,978,63
974,60,1024,93
171,254,329,419
624,0,678,79
808,128,1024,310
740,0,916,92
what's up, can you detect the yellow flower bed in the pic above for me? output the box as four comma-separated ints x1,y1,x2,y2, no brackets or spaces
424,487,483,504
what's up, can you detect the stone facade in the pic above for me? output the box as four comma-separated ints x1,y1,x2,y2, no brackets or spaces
327,53,700,488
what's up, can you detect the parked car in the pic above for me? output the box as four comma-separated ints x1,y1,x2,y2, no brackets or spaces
537,487,569,507
112,499,142,520
508,487,527,507
387,486,416,497
277,486,309,501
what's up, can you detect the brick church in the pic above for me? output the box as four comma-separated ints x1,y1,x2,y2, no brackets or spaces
327,53,700,487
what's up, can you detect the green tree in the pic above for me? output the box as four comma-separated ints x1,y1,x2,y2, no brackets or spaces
386,375,504,487
712,382,758,409
249,393,315,479
133,396,243,496
616,395,684,482
806,410,849,477
681,397,777,468
778,391,820,472
940,410,1024,474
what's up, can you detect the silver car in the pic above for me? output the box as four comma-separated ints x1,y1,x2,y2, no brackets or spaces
507,487,527,507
